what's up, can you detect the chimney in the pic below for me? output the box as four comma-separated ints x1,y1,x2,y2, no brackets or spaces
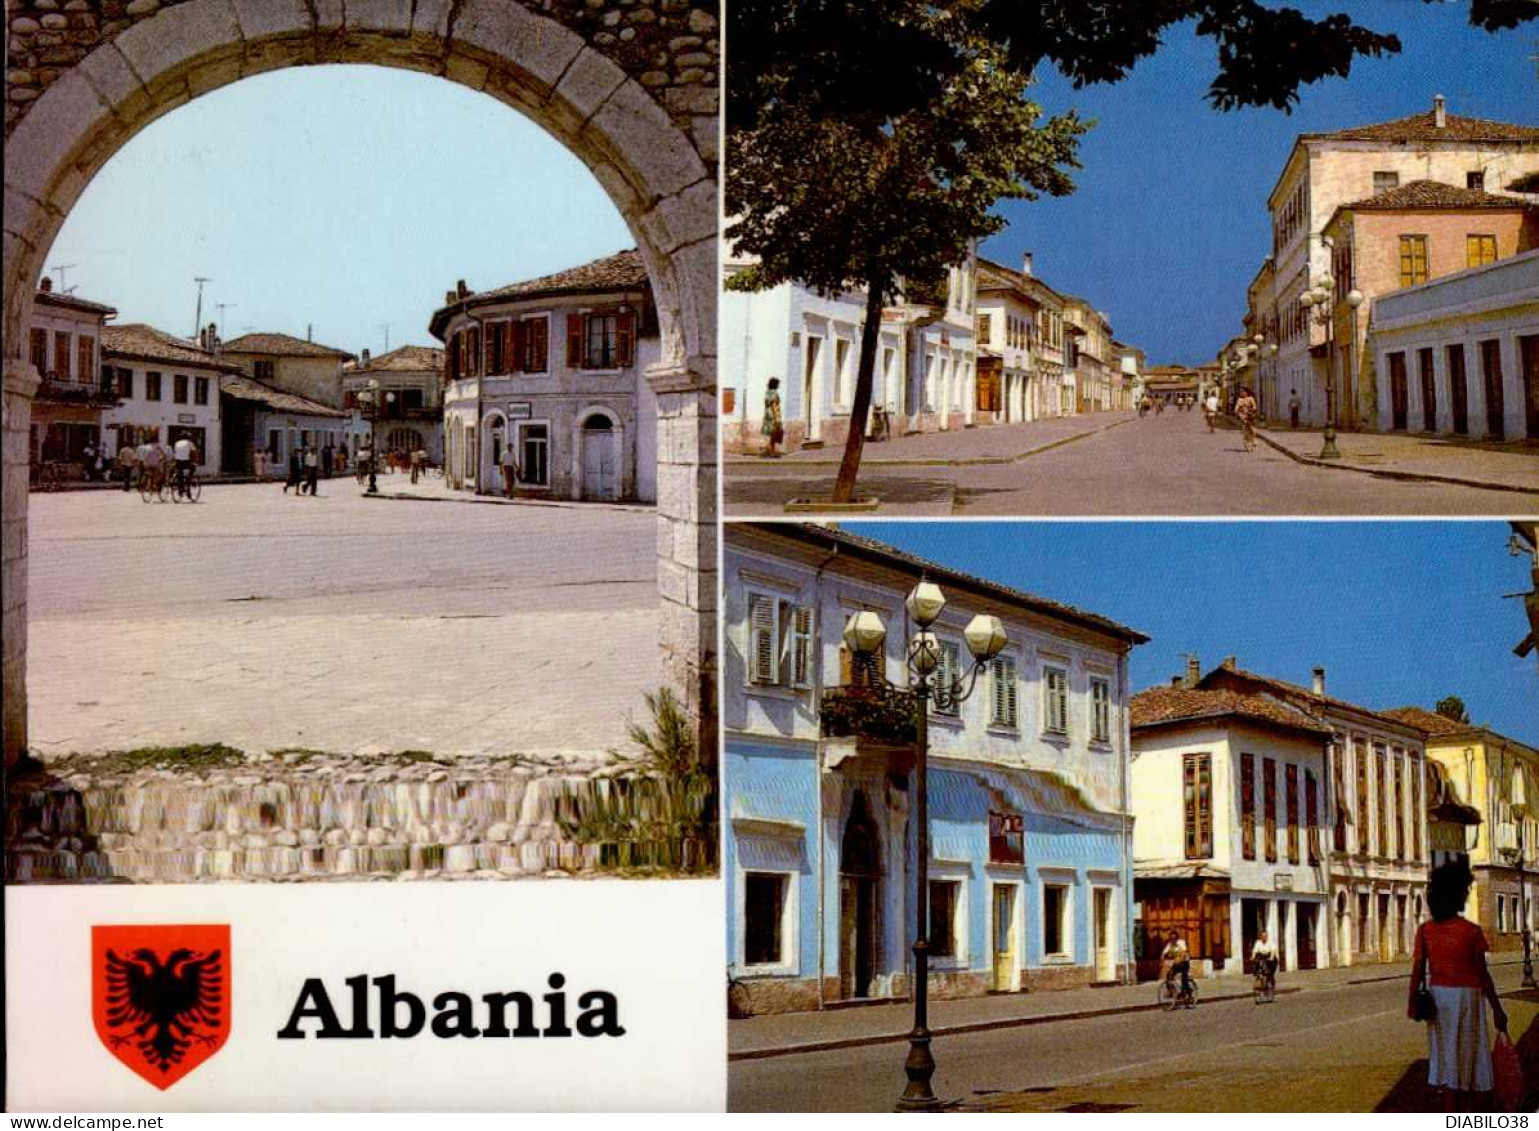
361,348,371,366
457,279,469,299
446,290,457,307
1312,666,1326,697
1434,94,1446,129
1185,655,1201,689
1021,253,1033,277
1171,675,1184,687
307,323,313,342
1220,655,1237,672
39,276,53,293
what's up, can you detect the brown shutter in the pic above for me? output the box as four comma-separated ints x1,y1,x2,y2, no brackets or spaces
510,320,525,374
566,313,584,369
616,310,635,368
484,325,496,375
534,318,549,372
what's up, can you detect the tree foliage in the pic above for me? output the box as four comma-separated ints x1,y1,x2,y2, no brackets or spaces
1436,695,1472,724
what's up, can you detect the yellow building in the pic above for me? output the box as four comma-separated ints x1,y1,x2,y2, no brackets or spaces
1386,706,1539,949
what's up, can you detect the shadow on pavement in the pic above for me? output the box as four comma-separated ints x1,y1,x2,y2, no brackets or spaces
1373,989,1539,1113
726,472,957,512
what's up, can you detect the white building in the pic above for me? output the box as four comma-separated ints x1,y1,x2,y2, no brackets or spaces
431,248,658,503
975,255,1067,424
26,278,117,474
1131,674,1335,978
1198,659,1430,967
724,523,1147,1016
342,345,446,465
101,324,240,472
1368,248,1539,440
721,252,978,454
219,330,357,475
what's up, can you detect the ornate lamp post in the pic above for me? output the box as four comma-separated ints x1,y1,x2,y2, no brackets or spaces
843,584,1008,1112
1501,806,1538,988
356,378,395,495
1298,271,1341,460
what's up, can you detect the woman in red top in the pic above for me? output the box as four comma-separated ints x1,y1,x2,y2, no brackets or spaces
1409,862,1508,1109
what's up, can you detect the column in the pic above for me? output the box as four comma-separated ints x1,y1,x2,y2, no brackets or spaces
3,357,40,768
1229,896,1245,977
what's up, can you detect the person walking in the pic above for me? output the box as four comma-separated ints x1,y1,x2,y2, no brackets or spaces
1288,388,1302,429
1204,390,1220,432
116,441,139,492
303,445,320,496
1410,862,1508,1112
499,440,520,498
410,447,423,485
284,447,302,494
762,378,784,457
322,442,335,479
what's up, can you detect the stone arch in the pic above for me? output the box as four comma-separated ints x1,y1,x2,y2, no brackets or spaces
2,0,718,764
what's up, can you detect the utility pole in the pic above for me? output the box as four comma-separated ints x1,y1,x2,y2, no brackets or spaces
50,263,77,293
193,277,212,339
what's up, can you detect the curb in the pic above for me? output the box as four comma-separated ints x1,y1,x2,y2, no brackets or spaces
360,491,652,515
1254,431,1539,497
726,415,1137,470
728,985,1302,1062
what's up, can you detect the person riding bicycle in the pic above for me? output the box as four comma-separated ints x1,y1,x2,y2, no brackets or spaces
1235,388,1259,448
172,436,196,495
1251,930,1279,993
1160,935,1193,998
138,438,166,491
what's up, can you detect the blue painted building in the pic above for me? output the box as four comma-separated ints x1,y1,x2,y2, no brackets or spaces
724,524,1147,1016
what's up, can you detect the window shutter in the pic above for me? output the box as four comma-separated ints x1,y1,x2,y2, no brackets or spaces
566,314,585,369
534,318,549,372
791,606,814,688
510,321,525,374
1005,660,1018,726
616,310,636,368
484,325,496,375
748,594,776,684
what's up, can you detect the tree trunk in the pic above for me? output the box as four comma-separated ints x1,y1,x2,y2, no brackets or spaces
831,273,887,503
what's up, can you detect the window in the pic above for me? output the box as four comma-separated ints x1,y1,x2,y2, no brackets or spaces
1306,769,1321,864
1398,235,1429,287
1355,741,1371,854
1467,171,1486,192
173,374,189,404
587,314,618,368
1241,753,1257,861
77,336,95,384
932,641,961,717
978,313,992,345
116,368,133,398
1043,883,1074,959
989,810,1024,865
989,656,1018,728
1286,763,1300,865
743,873,788,966
1373,170,1400,194
1411,757,1423,861
193,376,209,405
928,880,961,959
254,359,275,383
1184,753,1213,859
518,422,549,487
1263,757,1278,863
1090,678,1112,743
53,331,71,379
1043,666,1068,735
145,371,162,401
29,327,46,372
489,320,506,374
520,317,549,372
1331,746,1348,852
746,593,814,689
1467,235,1498,269
834,339,850,405
1375,746,1388,856
1393,754,1405,862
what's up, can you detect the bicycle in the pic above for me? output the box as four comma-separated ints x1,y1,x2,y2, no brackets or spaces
1158,971,1199,1011
169,465,202,503
868,406,891,443
1241,418,1258,452
138,466,166,503
1253,961,1277,1005
31,461,63,492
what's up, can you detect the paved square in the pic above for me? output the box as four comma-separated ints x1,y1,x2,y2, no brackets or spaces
27,481,660,763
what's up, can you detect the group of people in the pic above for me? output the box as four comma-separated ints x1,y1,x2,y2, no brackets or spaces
114,436,198,495
1138,393,1203,417
280,446,325,496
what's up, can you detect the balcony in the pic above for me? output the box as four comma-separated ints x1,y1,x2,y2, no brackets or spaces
821,684,916,744
36,375,120,406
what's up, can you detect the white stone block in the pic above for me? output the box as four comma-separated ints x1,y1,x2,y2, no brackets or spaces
589,78,708,203
453,0,582,91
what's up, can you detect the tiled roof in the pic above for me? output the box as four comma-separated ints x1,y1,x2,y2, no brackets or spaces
734,523,1149,645
34,289,116,317
1341,179,1534,212
103,324,243,373
345,345,444,374
1197,664,1425,732
1130,686,1329,736
430,249,648,338
975,256,1064,306
219,374,348,418
1311,111,1539,144
222,332,354,360
1381,705,1471,738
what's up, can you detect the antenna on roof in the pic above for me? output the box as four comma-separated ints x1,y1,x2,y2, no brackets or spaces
51,263,77,294
215,302,236,337
193,277,212,339
379,321,394,353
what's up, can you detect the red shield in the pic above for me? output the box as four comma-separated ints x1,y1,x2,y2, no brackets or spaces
92,924,230,1090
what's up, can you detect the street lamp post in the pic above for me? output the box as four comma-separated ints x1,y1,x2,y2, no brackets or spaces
357,378,395,495
842,585,1008,1113
1298,270,1347,460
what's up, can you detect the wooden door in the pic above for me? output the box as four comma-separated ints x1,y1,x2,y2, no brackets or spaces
1296,904,1317,970
1388,352,1409,431
1482,339,1505,439
581,423,619,500
1418,348,1436,432
1448,345,1469,434
1521,335,1539,439
1093,888,1115,982
1378,894,1392,962
992,885,1016,991
838,877,877,999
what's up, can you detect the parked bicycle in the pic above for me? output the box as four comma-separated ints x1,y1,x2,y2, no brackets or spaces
868,406,892,443
1158,971,1199,1011
31,461,63,492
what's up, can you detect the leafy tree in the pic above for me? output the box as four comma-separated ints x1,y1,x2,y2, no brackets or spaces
727,0,1532,502
1436,695,1471,724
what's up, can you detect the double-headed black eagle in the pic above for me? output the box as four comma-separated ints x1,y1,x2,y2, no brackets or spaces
103,947,224,1073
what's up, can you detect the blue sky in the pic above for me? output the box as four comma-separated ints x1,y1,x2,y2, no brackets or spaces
848,521,1539,745
44,65,632,356
981,0,1538,366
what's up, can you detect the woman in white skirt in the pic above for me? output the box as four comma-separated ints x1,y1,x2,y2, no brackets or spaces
1409,862,1509,1110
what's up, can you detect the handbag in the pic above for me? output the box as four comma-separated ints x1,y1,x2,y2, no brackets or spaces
1492,1031,1523,1112
1412,924,1436,1023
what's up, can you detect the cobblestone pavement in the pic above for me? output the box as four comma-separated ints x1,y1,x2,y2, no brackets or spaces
725,409,1539,516
26,481,659,761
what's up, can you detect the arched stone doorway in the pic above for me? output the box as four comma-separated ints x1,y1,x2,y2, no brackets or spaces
482,409,508,494
2,0,718,765
839,789,883,1000
575,406,624,501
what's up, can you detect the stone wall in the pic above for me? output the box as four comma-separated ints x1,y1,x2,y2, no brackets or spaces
2,362,38,763
5,750,666,882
